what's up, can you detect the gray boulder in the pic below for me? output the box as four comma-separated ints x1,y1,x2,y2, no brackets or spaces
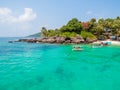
56,36,66,43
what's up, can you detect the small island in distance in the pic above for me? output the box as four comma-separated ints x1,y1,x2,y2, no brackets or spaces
27,32,41,38
17,17,120,44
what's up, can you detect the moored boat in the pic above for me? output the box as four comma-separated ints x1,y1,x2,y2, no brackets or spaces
72,45,83,51
101,41,111,46
92,43,103,48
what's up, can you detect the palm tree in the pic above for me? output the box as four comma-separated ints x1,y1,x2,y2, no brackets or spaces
41,27,48,37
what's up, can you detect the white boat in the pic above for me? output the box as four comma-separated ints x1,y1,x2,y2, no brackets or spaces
72,45,83,51
101,41,111,46
92,43,103,48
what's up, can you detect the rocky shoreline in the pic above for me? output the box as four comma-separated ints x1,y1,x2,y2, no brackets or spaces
14,36,97,44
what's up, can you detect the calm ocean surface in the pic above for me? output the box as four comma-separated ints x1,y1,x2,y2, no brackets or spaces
0,37,120,90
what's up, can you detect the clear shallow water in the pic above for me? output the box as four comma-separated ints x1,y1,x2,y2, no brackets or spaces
0,38,120,90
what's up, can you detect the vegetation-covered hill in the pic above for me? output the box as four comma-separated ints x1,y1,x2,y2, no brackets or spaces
41,16,120,40
27,32,41,37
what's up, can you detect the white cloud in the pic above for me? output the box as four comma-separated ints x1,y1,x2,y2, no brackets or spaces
0,8,12,16
18,8,37,22
0,8,37,23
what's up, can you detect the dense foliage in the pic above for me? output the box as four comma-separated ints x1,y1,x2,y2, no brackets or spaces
81,31,96,40
41,16,120,40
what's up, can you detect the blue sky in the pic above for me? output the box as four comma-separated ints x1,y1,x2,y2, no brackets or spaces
0,0,120,37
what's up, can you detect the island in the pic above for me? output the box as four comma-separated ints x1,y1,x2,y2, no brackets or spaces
17,17,120,44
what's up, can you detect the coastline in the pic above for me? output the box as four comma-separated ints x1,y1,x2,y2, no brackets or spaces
15,36,97,44
10,37,120,46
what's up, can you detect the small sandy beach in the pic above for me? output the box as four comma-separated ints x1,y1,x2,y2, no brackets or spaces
93,40,120,45
111,41,120,45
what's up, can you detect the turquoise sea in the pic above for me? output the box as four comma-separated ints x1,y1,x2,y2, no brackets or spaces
0,37,120,90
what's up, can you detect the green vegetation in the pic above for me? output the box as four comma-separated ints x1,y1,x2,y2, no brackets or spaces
60,32,77,37
81,31,96,40
60,18,83,34
41,16,120,40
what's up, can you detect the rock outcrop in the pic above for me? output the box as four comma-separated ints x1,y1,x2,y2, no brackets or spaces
15,35,96,44
86,38,97,43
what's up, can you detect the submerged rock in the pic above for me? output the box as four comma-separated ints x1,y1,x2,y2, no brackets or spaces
8,41,14,43
36,76,44,83
55,67,64,74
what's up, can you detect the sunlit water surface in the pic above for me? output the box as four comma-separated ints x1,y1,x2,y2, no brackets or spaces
0,37,120,90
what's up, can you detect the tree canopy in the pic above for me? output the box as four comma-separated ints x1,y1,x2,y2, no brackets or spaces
41,16,120,40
